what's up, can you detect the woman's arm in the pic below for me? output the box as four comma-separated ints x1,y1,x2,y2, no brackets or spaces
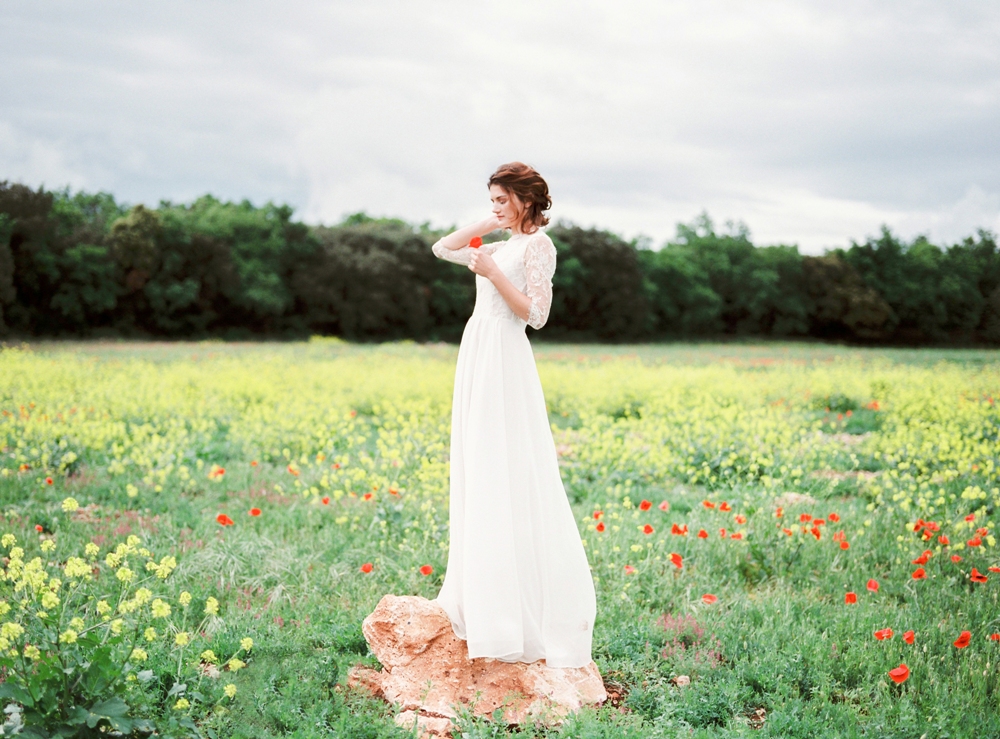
468,233,556,328
436,215,502,251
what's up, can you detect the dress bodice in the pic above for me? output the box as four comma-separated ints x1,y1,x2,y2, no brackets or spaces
432,231,557,330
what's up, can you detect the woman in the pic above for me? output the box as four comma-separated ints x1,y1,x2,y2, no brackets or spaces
430,162,596,670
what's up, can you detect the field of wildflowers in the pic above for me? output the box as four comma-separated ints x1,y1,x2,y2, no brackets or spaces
1,339,999,738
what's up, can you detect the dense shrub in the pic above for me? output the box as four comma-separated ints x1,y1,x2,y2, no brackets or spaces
2,180,999,344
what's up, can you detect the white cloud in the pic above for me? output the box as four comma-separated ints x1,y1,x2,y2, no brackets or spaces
1,0,998,251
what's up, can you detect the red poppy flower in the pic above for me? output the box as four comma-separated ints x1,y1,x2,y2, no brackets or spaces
469,236,483,248
35,524,43,532
911,568,926,580
951,554,963,563
639,499,652,511
643,524,654,535
810,526,821,540
874,628,894,641
216,514,235,526
671,523,687,535
624,564,636,575
845,592,857,604
719,528,727,538
596,522,606,533
332,462,340,469
977,527,989,537
990,633,1000,641
954,630,972,649
669,552,683,569
731,532,744,540
287,465,299,476
658,500,669,511
734,514,747,525
775,507,784,518
814,519,826,527
989,566,1000,573
703,500,715,509
965,514,976,522
390,487,399,496
782,527,793,536
867,579,879,593
701,593,717,604
828,513,840,523
251,460,258,466
419,565,433,576
888,664,909,684
971,568,989,583
593,510,604,520
938,535,950,546
833,530,845,541
360,562,373,573
719,502,731,512
968,537,982,547
322,496,330,505
697,529,708,539
903,630,915,644
912,552,930,565
840,541,850,550
45,477,53,485
800,513,812,523
362,492,374,501
249,507,262,517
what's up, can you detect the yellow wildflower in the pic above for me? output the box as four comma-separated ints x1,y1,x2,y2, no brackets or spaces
1,534,15,548
40,539,56,553
96,600,111,617
150,599,171,618
110,619,124,635
115,567,134,583
133,588,152,605
69,617,85,631
224,684,237,699
144,627,157,642
240,637,253,652
59,629,78,644
40,591,60,609
63,557,91,579
24,644,40,660
179,591,192,607
130,647,148,662
204,597,219,616
174,698,190,710
61,497,79,512
227,658,246,672
84,542,100,558
174,631,190,646
200,649,218,663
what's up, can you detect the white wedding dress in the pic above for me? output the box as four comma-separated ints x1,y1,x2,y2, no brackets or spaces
430,230,596,669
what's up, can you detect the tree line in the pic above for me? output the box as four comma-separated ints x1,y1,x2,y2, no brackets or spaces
2,180,998,344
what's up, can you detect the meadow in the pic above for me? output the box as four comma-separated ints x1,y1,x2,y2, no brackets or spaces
1,338,999,738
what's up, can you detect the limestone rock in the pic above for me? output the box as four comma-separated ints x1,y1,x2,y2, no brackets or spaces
355,594,607,736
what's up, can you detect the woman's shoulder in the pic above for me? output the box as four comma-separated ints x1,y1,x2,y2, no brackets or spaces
524,228,555,249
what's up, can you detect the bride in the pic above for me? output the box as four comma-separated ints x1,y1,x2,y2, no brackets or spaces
430,162,597,669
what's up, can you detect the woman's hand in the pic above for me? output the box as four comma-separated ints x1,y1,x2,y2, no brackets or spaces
468,250,499,279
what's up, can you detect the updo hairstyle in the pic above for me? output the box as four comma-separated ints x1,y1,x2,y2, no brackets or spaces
488,162,551,233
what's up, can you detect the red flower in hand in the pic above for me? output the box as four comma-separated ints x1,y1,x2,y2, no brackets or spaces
888,664,909,684
469,236,483,248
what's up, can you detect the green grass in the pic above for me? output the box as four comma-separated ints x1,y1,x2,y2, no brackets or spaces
2,340,999,737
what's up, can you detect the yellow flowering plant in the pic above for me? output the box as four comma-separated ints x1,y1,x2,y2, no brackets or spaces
0,530,250,737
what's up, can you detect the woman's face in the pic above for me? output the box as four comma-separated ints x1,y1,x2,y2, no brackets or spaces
490,184,523,232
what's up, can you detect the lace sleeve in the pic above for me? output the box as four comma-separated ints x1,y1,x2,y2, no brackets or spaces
432,238,500,266
523,233,557,330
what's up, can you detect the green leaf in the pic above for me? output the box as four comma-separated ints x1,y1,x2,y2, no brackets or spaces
0,682,34,707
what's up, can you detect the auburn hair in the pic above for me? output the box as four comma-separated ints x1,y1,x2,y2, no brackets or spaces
488,162,551,233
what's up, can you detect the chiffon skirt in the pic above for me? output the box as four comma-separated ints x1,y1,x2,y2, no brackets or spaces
433,313,596,669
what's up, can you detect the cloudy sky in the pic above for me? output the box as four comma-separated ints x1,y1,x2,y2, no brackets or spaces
2,1,999,252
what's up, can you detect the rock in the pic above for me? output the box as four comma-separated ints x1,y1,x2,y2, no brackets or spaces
357,595,607,736
670,674,691,687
